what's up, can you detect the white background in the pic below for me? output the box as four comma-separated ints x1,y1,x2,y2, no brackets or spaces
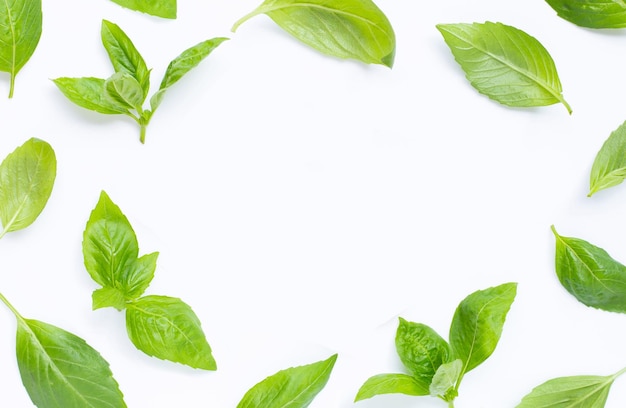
1,0,626,406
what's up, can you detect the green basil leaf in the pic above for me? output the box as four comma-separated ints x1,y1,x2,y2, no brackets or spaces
552,225,626,313
0,0,42,97
101,20,150,98
232,0,396,67
516,369,626,408
104,72,146,112
545,0,626,29
53,77,130,115
395,317,451,385
354,373,429,402
237,354,337,408
0,138,56,237
17,318,127,408
92,287,127,311
109,0,176,19
125,295,216,370
437,22,571,113
150,37,228,113
429,359,462,400
449,282,517,376
589,120,626,196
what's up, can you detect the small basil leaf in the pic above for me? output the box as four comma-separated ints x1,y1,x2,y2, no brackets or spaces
92,287,127,311
232,0,396,67
101,20,150,98
429,359,462,400
449,282,517,376
104,72,146,112
237,354,337,408
0,0,42,97
109,0,176,19
126,295,216,370
150,38,228,113
589,120,626,196
17,318,127,408
516,369,626,408
124,252,158,300
354,373,429,402
437,22,571,113
395,317,451,385
545,0,626,29
552,225,626,313
53,77,130,115
0,138,56,236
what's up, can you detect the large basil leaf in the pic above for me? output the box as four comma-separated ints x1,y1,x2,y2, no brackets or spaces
52,77,130,115
0,0,42,97
545,0,626,29
0,138,56,237
552,225,626,313
516,369,626,408
395,318,451,386
237,354,337,408
125,295,216,370
437,22,571,113
449,282,517,377
354,373,429,402
589,120,626,196
232,0,396,67
17,318,127,408
101,20,150,98
109,0,176,19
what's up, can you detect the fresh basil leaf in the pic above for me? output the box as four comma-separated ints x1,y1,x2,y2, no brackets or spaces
92,287,127,311
150,37,228,113
354,373,429,402
109,0,176,19
232,0,396,67
237,354,337,408
395,317,451,385
516,369,626,408
429,359,462,401
545,0,626,29
126,295,216,370
449,282,517,377
589,120,626,196
0,0,42,97
104,72,146,112
101,20,150,98
53,77,130,115
16,318,127,408
552,225,626,313
437,22,571,113
0,138,56,237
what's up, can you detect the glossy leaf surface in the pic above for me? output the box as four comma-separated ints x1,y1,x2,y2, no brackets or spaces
354,373,429,402
237,354,337,408
109,0,176,19
437,22,571,113
232,0,396,67
545,0,626,28
126,295,216,370
589,120,626,196
0,138,56,236
53,77,129,115
552,226,626,313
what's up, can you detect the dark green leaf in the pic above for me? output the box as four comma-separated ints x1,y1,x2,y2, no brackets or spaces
395,317,451,385
545,0,626,29
0,138,56,236
588,120,626,196
104,72,146,112
237,354,337,408
354,373,429,402
126,295,216,370
17,318,126,408
232,0,396,67
53,77,130,115
437,22,571,113
0,0,42,97
449,282,517,376
552,225,626,313
109,0,176,19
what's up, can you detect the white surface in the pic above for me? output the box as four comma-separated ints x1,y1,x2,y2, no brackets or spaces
1,0,626,406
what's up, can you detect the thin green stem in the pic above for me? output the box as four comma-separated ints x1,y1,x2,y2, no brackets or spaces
8,73,15,98
448,400,455,408
0,291,24,321
139,122,147,144
231,6,264,32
